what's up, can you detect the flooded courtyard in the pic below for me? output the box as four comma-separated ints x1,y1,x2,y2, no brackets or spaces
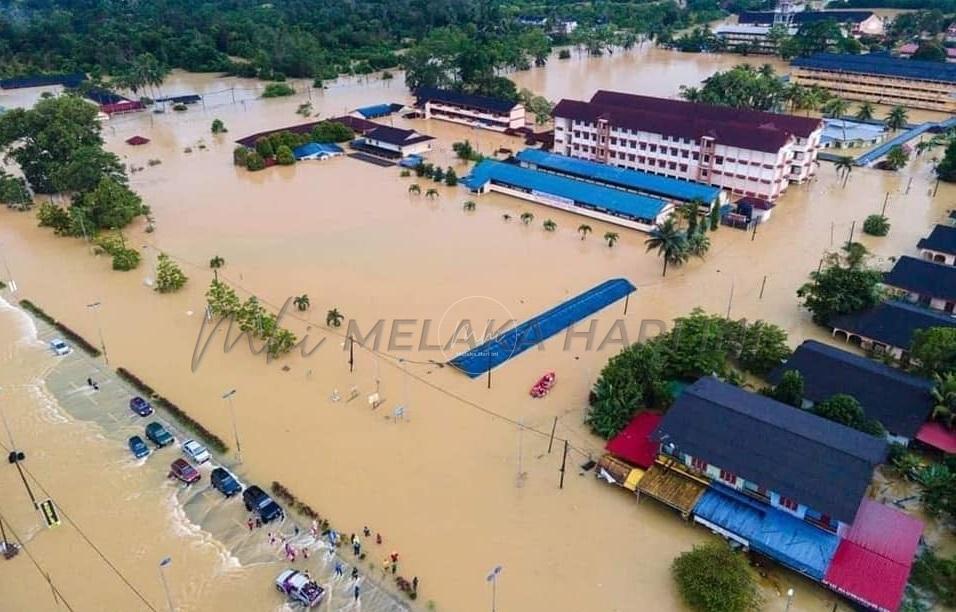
0,45,953,611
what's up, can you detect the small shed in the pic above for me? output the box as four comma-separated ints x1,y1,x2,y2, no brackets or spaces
605,412,662,469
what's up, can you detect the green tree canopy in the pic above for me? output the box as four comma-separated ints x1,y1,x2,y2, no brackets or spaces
813,394,886,437
797,244,883,324
913,327,956,377
767,370,804,407
672,543,761,612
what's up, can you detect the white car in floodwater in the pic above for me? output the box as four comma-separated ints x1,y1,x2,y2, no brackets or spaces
181,439,210,464
275,570,325,607
49,339,71,356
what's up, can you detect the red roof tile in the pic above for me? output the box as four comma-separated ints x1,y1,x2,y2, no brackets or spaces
916,421,956,453
605,412,662,469
844,498,923,564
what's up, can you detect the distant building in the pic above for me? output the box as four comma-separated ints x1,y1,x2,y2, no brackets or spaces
737,10,884,36
820,118,887,149
883,255,956,312
414,87,526,132
791,52,956,112
829,300,956,361
359,126,433,158
917,224,956,265
768,340,935,444
551,90,822,201
714,24,798,54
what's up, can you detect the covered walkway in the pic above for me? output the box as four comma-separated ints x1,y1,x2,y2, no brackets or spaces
448,278,636,377
636,462,708,518
855,115,956,167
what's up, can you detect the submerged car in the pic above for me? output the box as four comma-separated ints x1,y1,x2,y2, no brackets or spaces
129,396,153,417
169,458,200,484
145,422,174,448
181,439,210,464
49,339,71,356
243,485,283,523
275,570,325,608
128,435,150,459
210,467,242,497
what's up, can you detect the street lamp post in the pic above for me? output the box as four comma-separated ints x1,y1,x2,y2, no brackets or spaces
222,389,242,463
159,557,174,612
784,588,795,612
486,565,502,612
86,302,109,365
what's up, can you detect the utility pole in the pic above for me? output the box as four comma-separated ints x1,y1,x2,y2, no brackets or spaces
86,302,109,365
1,392,37,509
547,416,558,454
485,565,502,612
847,220,856,246
222,389,242,464
759,275,767,300
559,439,569,489
348,335,354,373
881,192,890,216
726,277,735,319
159,557,175,612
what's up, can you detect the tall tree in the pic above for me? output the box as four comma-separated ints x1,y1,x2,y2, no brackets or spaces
645,217,688,277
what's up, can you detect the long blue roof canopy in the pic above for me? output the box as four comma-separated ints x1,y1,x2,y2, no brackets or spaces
515,148,721,204
463,160,669,223
792,52,956,84
449,278,636,377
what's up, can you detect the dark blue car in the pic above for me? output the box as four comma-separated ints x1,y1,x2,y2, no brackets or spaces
128,435,150,459
129,396,153,417
210,467,242,497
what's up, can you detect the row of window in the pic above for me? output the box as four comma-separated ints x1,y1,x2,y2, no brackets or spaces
689,457,800,511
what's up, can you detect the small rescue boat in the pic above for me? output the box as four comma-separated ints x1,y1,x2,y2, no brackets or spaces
530,372,556,398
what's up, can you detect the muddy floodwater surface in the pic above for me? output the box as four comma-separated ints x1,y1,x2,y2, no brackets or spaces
0,46,953,612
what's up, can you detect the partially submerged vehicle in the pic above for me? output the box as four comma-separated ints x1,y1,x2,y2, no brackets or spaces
275,570,325,607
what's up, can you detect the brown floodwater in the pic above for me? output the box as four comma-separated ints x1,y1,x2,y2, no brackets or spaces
1,47,953,612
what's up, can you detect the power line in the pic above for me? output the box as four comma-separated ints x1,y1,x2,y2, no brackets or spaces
0,439,159,612
0,506,78,612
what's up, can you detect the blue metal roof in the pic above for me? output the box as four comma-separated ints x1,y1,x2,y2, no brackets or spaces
515,149,721,204
694,486,839,580
355,103,401,119
448,278,636,377
463,160,668,222
792,52,956,84
292,142,343,159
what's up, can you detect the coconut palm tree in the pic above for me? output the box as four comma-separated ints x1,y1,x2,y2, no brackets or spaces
604,231,619,248
425,188,439,199
932,373,956,429
644,217,688,277
687,231,711,259
822,97,849,119
209,255,225,281
854,102,875,122
835,156,854,188
577,224,592,240
520,212,534,225
293,294,311,311
885,106,908,131
502,213,512,222
463,200,476,211
543,219,557,232
326,308,344,328
408,184,421,195
885,145,909,171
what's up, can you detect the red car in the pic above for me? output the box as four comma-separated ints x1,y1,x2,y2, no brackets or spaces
169,458,200,484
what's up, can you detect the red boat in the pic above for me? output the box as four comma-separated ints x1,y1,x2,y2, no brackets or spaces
530,372,556,398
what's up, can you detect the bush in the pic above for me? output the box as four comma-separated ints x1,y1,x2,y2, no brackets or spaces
275,145,295,165
813,394,885,437
262,83,295,98
672,543,761,612
863,214,890,236
36,201,72,234
255,138,275,158
111,247,141,271
559,49,572,59
172,103,187,111
271,481,321,519
233,146,250,166
587,341,668,438
154,253,188,293
211,119,227,134
445,167,458,187
310,121,354,143
18,299,101,357
246,152,266,171
911,548,956,608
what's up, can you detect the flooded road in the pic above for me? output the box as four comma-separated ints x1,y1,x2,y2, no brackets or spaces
0,46,953,611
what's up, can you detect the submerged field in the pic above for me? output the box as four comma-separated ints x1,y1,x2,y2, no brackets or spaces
0,46,953,611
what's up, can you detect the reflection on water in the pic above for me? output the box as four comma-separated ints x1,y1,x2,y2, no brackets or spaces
0,46,953,612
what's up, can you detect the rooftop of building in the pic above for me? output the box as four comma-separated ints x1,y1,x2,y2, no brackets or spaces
883,255,956,302
821,118,886,144
738,10,876,25
414,87,520,114
514,148,721,204
605,412,662,469
829,300,956,350
767,340,935,438
654,376,888,524
363,125,434,146
463,160,669,221
714,23,797,35
792,52,956,84
918,224,956,255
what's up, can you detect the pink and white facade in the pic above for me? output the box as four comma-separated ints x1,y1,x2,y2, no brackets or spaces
552,91,823,201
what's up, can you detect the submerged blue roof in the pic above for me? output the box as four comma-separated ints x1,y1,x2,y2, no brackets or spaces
792,52,956,84
292,142,343,159
515,149,721,204
464,160,668,221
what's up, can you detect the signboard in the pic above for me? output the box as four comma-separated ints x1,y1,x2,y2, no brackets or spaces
531,190,576,212
39,499,60,528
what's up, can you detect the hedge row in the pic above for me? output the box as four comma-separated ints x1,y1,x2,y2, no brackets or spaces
115,367,229,454
271,481,323,521
19,299,102,357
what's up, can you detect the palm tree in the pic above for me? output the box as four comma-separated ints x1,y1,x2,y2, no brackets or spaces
502,213,512,222
425,188,439,199
293,294,311,311
687,231,711,259
885,106,908,131
577,224,592,240
543,219,557,232
835,156,854,188
854,102,875,122
932,373,956,429
822,97,849,119
463,200,476,211
326,308,344,328
520,212,534,225
408,184,421,195
885,145,909,171
604,231,619,248
209,255,225,281
644,217,688,277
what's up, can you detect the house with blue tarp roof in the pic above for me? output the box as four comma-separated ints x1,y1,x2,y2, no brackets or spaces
463,160,672,232
292,142,344,160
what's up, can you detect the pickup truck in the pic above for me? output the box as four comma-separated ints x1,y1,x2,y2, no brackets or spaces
275,570,325,608
242,485,283,523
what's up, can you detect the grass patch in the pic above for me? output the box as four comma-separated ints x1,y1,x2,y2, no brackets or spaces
115,367,229,453
19,299,102,357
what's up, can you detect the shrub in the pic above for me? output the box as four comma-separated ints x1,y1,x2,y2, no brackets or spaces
255,138,275,159
672,543,761,612
233,146,250,166
813,394,886,437
211,119,227,134
559,49,572,59
863,214,890,236
275,145,295,166
18,300,101,357
262,83,295,98
271,481,321,519
400,169,411,177
172,103,187,111
910,548,956,608
154,253,188,293
36,202,72,234
310,121,354,143
445,167,458,187
111,247,141,271
246,152,266,171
